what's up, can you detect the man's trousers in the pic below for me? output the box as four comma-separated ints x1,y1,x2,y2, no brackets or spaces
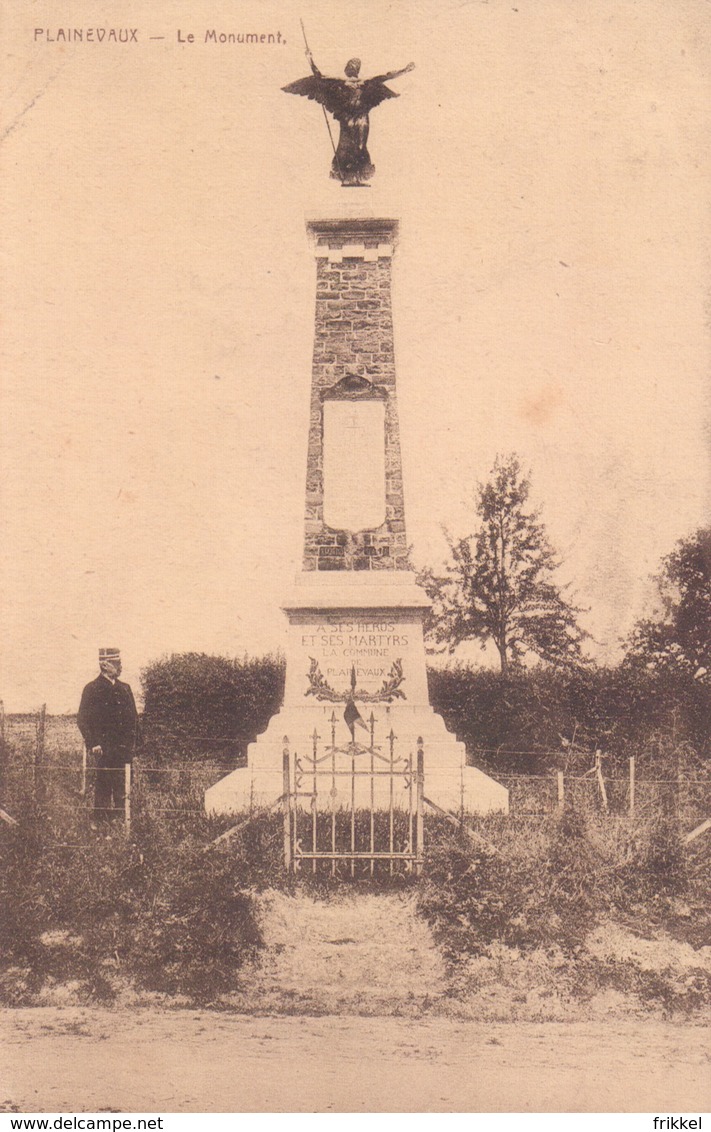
94,748,130,819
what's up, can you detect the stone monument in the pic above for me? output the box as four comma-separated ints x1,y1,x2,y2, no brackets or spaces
205,215,508,815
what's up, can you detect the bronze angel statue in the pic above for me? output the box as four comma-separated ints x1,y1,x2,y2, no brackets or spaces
282,48,415,185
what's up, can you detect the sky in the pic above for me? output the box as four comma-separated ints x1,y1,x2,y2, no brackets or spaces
1,0,709,711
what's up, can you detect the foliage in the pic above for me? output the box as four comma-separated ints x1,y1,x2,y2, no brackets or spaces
419,808,613,956
419,804,711,1016
419,803,708,977
141,652,285,762
427,662,711,774
420,454,587,672
626,527,711,680
0,806,285,1006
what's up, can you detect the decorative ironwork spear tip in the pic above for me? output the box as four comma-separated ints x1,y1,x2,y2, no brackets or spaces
282,735,289,745
350,664,357,692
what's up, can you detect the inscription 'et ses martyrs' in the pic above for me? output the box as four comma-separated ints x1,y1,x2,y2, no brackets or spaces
301,621,409,660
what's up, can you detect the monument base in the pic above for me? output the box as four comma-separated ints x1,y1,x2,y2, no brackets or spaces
205,701,508,815
205,571,508,817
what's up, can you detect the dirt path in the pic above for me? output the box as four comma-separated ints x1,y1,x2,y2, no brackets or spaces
230,890,446,1014
1,1008,709,1112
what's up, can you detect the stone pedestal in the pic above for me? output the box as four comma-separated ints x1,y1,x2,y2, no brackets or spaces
206,571,508,815
205,215,508,817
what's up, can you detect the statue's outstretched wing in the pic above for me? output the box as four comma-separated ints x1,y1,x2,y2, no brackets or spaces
359,80,399,113
281,74,350,118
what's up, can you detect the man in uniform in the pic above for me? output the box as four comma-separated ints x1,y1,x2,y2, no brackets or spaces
77,648,140,821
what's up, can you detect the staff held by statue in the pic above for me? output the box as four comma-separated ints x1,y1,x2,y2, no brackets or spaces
283,24,415,186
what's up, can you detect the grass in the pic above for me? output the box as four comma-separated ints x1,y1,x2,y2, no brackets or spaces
418,804,711,1016
0,804,284,1007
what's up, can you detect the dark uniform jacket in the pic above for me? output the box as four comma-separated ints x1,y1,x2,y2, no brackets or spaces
77,675,140,760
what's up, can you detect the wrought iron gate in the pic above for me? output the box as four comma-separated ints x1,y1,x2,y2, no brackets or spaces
281,721,424,876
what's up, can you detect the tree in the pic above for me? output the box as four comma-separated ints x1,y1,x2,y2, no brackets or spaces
420,454,587,673
625,527,711,680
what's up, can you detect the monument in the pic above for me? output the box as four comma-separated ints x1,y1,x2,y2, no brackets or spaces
205,211,508,815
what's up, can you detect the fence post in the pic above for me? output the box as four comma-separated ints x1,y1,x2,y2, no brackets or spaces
595,749,608,811
35,703,47,803
416,737,424,876
80,745,87,797
0,700,5,798
124,762,132,833
629,756,635,815
557,771,565,811
282,737,291,872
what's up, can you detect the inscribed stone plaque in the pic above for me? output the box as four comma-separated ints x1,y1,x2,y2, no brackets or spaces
323,400,386,531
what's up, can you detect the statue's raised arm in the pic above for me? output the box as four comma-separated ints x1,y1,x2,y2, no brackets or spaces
281,54,415,186
307,50,322,78
369,61,415,84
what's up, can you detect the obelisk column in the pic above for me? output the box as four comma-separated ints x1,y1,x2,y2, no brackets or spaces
303,218,408,572
279,214,430,710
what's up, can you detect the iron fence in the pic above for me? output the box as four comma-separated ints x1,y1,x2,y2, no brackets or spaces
282,731,425,877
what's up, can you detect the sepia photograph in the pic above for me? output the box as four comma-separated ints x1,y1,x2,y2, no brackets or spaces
1,0,709,1117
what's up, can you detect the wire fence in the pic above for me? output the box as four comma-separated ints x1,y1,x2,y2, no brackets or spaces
0,756,226,818
495,770,709,827
1,707,709,830
0,708,229,821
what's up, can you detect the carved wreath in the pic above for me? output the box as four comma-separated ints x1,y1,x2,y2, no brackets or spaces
305,658,406,703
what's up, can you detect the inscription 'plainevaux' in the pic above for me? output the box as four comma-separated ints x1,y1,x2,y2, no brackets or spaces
305,658,407,704
34,28,139,42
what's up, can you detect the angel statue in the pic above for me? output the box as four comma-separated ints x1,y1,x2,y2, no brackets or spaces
282,45,415,186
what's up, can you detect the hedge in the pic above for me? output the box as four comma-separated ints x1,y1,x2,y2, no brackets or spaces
140,652,285,762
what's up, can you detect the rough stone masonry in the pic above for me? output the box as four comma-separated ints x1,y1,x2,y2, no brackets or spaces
303,218,409,573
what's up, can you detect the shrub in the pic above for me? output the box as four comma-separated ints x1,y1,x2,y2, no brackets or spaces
123,836,262,1001
0,806,284,1005
418,803,694,960
427,663,711,775
141,652,285,763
